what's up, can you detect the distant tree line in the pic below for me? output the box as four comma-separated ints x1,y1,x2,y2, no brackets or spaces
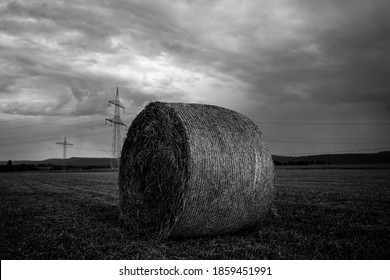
2,159,331,171
273,160,330,166
0,160,110,172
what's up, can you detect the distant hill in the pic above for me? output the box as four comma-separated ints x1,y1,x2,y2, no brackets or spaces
272,151,390,166
0,157,111,167
2,152,390,167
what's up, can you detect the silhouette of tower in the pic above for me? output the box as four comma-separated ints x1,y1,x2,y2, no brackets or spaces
105,87,126,170
56,136,73,172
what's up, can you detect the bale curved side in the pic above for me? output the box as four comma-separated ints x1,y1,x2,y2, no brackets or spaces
119,102,274,239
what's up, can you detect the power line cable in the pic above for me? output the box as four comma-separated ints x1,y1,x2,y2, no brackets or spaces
0,119,104,130
257,121,390,126
268,139,390,144
71,146,111,152
0,126,109,143
0,145,111,159
0,130,110,146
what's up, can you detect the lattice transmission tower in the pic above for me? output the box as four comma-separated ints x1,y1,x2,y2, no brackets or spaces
105,87,126,170
56,136,73,172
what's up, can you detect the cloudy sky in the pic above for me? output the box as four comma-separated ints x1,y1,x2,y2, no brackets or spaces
1,0,390,160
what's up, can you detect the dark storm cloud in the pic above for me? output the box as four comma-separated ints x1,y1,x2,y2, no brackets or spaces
277,1,389,106
1,0,390,116
181,0,390,109
0,0,193,118
1,0,390,159
2,94,71,116
152,0,390,109
1,0,120,51
0,78,18,94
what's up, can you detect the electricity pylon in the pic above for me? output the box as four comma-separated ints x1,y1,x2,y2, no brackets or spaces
105,87,126,170
56,136,73,172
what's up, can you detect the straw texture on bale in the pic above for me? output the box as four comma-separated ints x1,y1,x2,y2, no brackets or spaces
119,102,274,239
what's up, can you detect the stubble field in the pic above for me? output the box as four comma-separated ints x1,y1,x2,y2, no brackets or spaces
0,168,389,259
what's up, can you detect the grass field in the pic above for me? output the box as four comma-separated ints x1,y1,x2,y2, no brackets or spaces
1,168,389,259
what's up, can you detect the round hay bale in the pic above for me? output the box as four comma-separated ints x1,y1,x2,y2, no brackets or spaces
119,102,274,239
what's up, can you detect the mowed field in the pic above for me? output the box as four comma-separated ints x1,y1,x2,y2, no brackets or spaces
1,168,389,259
